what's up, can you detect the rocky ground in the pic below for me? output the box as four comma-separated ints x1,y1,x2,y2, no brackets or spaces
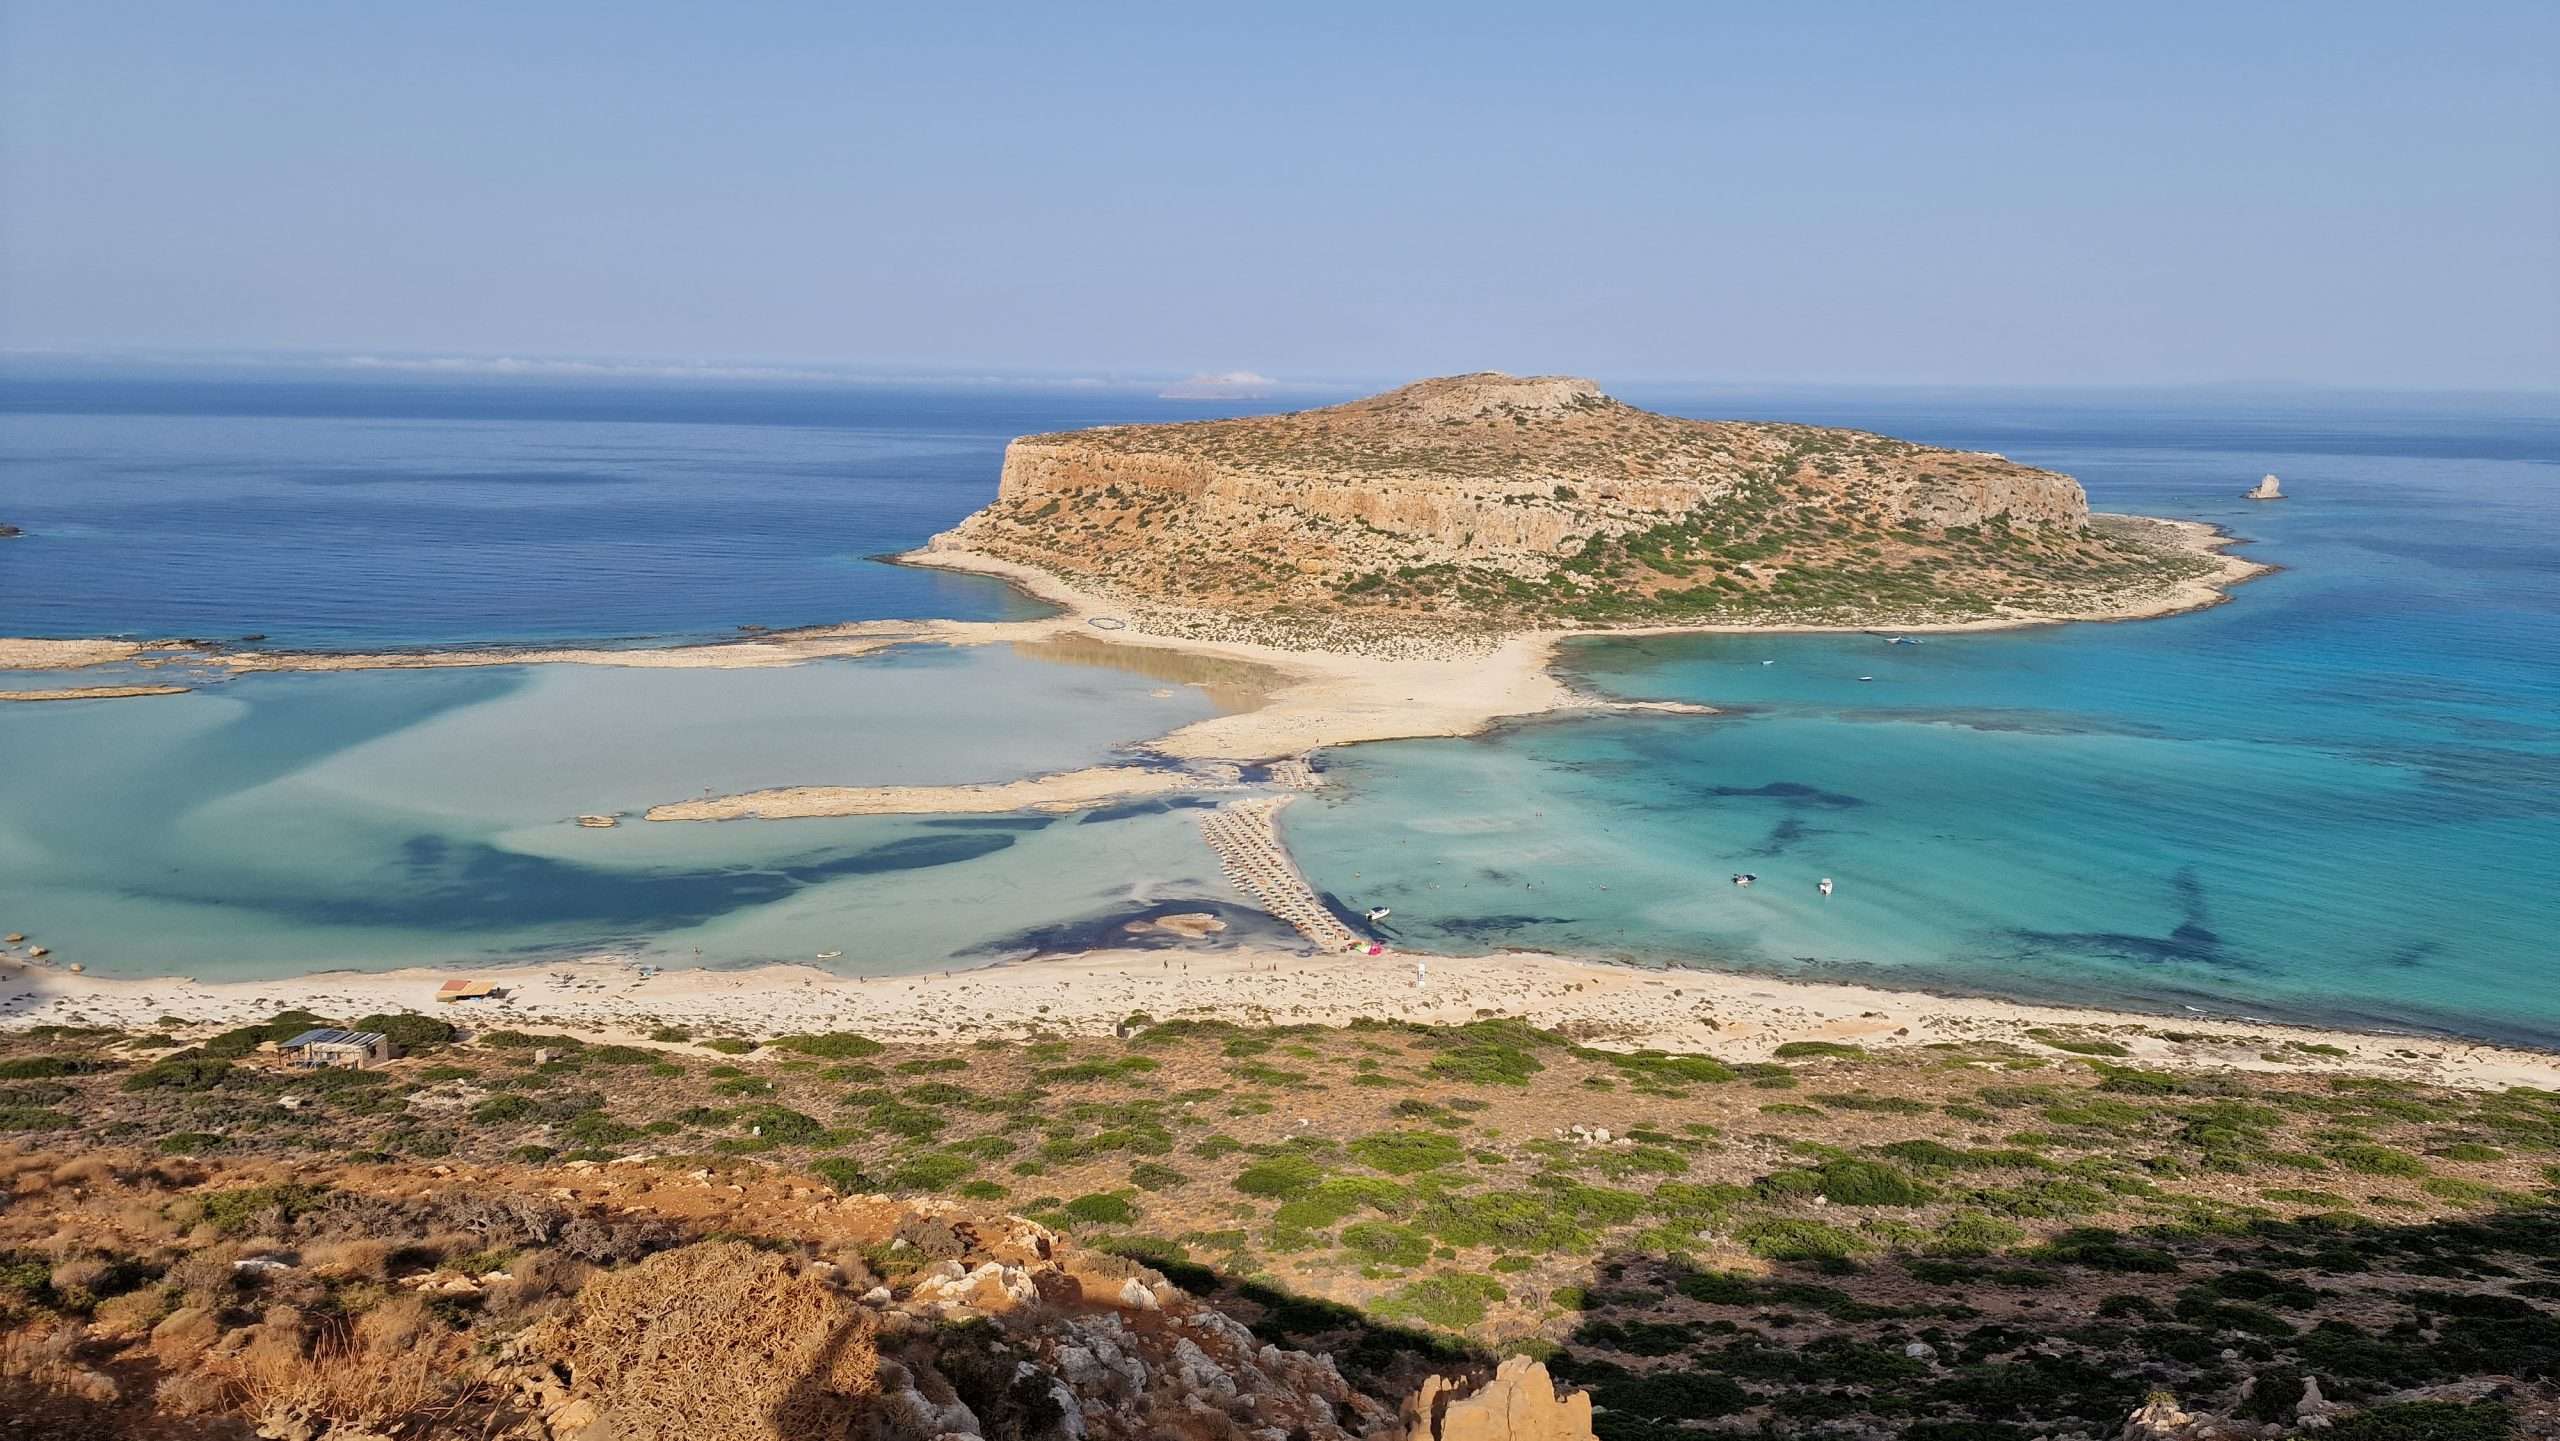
3,1013,2556,1437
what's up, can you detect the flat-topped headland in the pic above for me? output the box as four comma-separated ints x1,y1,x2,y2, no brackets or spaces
928,372,2259,645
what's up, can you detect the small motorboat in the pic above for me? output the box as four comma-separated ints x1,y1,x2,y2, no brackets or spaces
1365,907,1392,922
1857,675,1875,682
1759,660,1775,666
816,950,843,961
1730,873,1757,887
1818,877,1834,897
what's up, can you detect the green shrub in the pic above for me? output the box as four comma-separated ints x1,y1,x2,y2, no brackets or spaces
349,1013,455,1051
862,1101,946,1141
2329,1144,2429,1178
1427,1041,1545,1087
1736,1216,1871,1261
1061,1192,1137,1225
1771,1041,1862,1060
1764,1159,1933,1206
470,1094,535,1124
701,1038,757,1055
200,1183,327,1234
1128,1162,1187,1192
1234,1154,1328,1199
736,1105,826,1145
0,1057,99,1080
769,1032,878,1059
1347,1130,1466,1175
1924,1209,2027,1257
1341,1221,1434,1267
886,1152,976,1192
808,1158,874,1194
1376,1271,1505,1329
122,1054,232,1091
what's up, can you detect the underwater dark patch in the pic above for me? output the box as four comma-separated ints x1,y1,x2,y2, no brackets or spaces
1078,795,1219,823
1694,780,1867,809
963,899,1286,957
1430,913,1580,938
200,828,1019,933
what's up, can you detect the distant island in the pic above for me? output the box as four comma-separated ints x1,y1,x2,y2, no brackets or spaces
931,373,2246,643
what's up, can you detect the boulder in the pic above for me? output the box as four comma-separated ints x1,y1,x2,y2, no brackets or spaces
1401,1357,1595,1441
2244,474,2285,501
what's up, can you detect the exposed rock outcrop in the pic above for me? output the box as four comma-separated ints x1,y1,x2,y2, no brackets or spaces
2245,474,2285,500
495,1220,1391,1441
1399,1358,1594,1441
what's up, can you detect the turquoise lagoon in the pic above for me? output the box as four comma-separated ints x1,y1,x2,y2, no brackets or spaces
0,645,1271,978
4,375,2554,1044
1290,394,2560,1047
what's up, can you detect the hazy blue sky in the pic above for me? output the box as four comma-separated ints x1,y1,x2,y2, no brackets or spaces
3,2,2553,388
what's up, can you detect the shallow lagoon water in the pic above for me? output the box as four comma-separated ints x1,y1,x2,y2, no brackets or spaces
4,378,2553,1043
0,646,1259,977
1290,399,2560,1047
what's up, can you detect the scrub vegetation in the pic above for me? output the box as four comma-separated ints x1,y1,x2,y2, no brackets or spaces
2,1012,2554,1437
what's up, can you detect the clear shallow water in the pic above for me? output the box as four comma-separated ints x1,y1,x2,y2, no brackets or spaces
1291,394,2560,1047
0,646,1273,978
0,376,1312,647
3,375,2554,1042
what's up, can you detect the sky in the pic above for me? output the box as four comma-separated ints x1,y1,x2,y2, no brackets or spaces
2,2,2554,390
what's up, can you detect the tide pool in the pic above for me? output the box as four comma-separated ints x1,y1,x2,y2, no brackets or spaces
1290,396,2560,1047
0,645,1269,978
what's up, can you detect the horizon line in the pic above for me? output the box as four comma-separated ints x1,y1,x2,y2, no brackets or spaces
3,346,2556,400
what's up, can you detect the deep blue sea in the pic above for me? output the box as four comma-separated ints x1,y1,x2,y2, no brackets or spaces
0,376,1306,647
2,372,2554,1044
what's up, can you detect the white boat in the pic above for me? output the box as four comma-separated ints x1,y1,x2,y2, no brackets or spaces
1818,877,1834,897
816,950,842,960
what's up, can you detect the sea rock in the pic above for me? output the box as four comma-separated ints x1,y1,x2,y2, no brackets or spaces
2245,474,2285,501
1400,1357,1595,1441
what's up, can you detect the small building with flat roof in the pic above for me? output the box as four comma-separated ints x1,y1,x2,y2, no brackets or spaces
279,1028,392,1069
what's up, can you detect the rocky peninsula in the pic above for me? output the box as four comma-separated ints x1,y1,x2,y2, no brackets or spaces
931,373,2253,644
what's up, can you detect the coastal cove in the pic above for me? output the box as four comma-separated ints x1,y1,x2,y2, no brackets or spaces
2,380,2553,1054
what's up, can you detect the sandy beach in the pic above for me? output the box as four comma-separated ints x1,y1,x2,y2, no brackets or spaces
0,517,2338,1080
0,684,189,702
7,943,2553,1093
0,636,151,670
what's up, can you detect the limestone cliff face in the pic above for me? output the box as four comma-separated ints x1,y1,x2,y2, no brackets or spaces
936,373,2188,630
